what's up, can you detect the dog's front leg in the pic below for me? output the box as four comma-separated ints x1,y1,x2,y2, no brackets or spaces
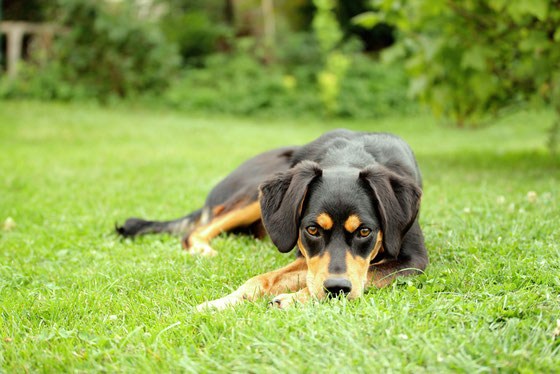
197,257,307,311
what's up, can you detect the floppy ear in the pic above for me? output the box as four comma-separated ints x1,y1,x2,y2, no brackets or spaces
259,161,323,253
359,166,422,259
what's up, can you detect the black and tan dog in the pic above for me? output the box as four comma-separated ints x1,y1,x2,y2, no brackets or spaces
116,129,428,310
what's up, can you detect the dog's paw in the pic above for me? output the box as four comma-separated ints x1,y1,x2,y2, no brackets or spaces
196,296,240,312
269,293,299,310
187,242,218,257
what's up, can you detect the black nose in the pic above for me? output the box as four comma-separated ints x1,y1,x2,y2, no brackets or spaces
323,277,352,296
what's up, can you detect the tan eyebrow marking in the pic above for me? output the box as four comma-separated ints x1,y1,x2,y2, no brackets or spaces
316,213,333,230
344,215,361,233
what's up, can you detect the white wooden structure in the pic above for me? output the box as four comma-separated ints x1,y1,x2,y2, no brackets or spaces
0,21,58,77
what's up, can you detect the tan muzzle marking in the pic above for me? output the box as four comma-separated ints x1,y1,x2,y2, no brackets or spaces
343,230,384,298
300,230,384,299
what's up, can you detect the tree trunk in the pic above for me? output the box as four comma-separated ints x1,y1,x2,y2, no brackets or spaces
262,0,275,64
548,112,559,155
224,0,234,25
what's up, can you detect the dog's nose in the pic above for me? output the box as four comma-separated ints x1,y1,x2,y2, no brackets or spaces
323,277,352,296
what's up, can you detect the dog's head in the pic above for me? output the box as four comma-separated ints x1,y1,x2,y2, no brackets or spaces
259,160,422,299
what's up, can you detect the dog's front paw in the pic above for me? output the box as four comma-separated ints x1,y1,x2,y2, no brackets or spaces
269,288,311,310
270,289,312,310
269,293,299,310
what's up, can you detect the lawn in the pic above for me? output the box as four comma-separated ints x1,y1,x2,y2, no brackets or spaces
1,101,559,372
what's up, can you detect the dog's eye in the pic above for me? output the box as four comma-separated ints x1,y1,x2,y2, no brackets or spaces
359,228,371,238
307,226,319,236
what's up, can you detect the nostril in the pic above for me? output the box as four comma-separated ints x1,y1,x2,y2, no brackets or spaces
326,285,351,296
323,277,352,296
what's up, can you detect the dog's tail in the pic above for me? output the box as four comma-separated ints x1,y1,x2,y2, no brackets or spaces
115,208,203,238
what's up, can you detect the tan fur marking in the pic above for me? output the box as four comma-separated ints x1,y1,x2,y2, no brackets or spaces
369,230,384,262
344,215,361,233
298,187,309,215
197,231,388,310
367,230,424,289
271,287,311,309
244,256,308,296
297,234,308,258
197,257,308,310
342,230,385,299
187,201,262,251
316,213,333,230
345,252,371,298
373,230,383,257
306,252,332,297
212,204,226,217
308,252,331,279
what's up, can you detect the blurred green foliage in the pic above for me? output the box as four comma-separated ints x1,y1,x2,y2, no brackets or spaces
313,0,351,114
55,0,180,100
4,0,559,130
163,45,414,118
160,11,231,66
1,0,53,22
157,0,233,66
1,0,181,101
0,0,414,119
355,0,560,128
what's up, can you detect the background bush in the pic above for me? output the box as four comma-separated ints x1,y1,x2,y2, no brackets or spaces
12,0,557,132
163,47,415,118
158,0,234,66
1,0,181,102
357,0,560,128
0,0,416,119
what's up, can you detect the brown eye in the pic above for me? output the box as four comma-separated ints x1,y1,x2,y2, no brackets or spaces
307,226,319,236
359,228,371,237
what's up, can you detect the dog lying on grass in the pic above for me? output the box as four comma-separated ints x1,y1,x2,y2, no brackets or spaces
117,129,428,309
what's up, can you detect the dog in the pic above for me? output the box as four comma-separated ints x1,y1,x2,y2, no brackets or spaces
116,129,428,310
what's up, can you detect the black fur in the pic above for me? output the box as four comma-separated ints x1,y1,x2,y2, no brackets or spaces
359,165,422,260
116,128,427,274
116,209,202,237
116,147,297,239
258,129,426,268
259,161,322,253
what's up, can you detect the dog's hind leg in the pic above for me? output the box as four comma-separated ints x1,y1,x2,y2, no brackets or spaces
116,208,202,238
183,201,261,257
196,256,308,311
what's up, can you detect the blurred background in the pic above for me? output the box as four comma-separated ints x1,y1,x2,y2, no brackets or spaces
0,0,559,149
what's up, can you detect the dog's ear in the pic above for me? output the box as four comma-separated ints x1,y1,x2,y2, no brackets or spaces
359,166,422,259
259,161,323,253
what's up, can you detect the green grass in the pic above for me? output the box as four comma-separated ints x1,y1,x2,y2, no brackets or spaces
1,101,559,373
